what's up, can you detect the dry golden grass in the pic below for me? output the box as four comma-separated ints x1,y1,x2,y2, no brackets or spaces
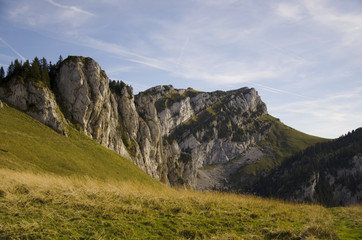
1,168,358,239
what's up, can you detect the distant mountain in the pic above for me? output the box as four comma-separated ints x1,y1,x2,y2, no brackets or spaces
252,128,362,206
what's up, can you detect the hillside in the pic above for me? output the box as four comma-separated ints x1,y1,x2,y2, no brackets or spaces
253,128,362,206
196,114,326,191
0,102,161,188
1,168,361,239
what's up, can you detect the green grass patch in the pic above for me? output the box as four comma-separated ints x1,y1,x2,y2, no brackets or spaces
329,206,362,240
0,105,161,188
238,115,327,176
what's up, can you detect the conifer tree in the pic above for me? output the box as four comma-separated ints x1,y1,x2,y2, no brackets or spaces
14,59,22,76
30,57,41,81
56,55,63,67
7,61,15,78
0,66,4,82
23,60,31,78
40,57,50,86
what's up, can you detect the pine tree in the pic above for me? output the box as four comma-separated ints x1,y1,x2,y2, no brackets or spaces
7,61,15,78
0,66,4,83
23,60,31,78
40,57,50,86
56,55,63,67
13,59,22,76
30,57,41,81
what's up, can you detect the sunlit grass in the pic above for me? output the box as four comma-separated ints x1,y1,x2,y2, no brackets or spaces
1,168,357,239
0,105,161,187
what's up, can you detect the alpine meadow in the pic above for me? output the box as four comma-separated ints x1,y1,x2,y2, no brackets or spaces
0,55,361,239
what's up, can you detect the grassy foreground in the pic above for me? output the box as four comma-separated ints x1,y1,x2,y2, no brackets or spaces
1,169,361,240
0,105,160,187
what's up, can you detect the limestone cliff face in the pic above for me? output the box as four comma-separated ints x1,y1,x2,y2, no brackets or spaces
55,57,129,157
0,56,270,188
151,86,268,168
0,78,67,135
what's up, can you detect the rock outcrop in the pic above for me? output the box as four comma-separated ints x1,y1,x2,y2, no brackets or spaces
0,78,67,135
55,57,129,157
0,56,270,188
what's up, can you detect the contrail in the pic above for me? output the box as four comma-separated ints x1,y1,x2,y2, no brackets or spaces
251,82,312,99
47,0,94,16
0,37,26,62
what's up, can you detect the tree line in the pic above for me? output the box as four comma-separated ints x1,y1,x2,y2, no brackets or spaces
0,56,64,88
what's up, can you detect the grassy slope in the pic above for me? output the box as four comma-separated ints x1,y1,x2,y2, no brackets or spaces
1,169,361,239
0,105,361,239
0,105,160,187
239,114,327,175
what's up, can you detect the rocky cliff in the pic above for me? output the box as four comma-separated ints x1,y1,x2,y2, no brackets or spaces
0,56,273,187
0,77,67,135
1,56,360,206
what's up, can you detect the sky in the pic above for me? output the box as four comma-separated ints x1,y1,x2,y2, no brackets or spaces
0,0,361,138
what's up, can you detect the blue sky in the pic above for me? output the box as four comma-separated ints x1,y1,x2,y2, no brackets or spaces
0,0,361,138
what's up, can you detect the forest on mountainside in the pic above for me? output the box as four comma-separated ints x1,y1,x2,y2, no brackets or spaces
254,128,362,206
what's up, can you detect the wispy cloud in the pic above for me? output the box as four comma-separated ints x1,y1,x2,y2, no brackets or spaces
80,37,170,72
270,87,362,137
276,2,304,21
7,0,95,29
46,0,94,16
302,0,362,48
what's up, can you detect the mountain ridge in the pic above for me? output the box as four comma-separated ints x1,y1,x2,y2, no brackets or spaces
1,56,280,188
3,56,359,207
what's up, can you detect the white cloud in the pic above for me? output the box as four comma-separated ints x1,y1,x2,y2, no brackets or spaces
302,0,362,48
270,87,362,137
7,0,95,29
276,3,303,21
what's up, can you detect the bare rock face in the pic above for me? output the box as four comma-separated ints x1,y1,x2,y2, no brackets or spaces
0,56,270,189
152,86,268,168
139,85,269,188
0,79,67,135
55,57,129,157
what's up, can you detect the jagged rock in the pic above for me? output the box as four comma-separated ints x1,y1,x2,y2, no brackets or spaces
0,56,271,189
0,79,67,135
55,57,129,157
153,87,268,169
0,99,3,108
